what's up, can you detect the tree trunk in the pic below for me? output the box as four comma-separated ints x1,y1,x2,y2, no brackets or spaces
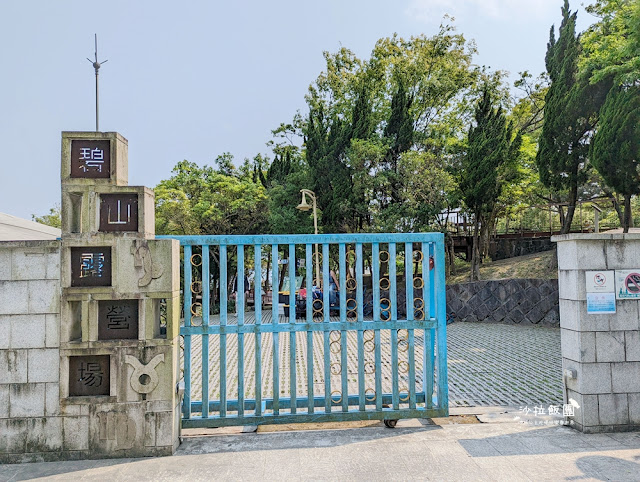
471,215,481,281
623,193,632,233
561,181,579,234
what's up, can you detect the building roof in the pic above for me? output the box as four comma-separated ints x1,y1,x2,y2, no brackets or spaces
0,212,61,241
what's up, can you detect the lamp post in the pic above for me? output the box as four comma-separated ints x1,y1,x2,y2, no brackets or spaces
297,189,321,289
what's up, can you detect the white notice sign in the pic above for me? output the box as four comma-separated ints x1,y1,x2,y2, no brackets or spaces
585,270,615,293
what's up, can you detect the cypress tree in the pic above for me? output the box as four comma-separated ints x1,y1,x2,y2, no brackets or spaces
590,84,640,232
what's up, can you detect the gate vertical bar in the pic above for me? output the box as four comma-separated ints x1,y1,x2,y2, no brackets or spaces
288,244,296,414
356,243,364,411
237,245,245,417
219,244,228,417
435,235,449,411
305,244,314,414
202,245,210,419
405,242,416,409
183,245,193,418
271,244,279,415
322,243,331,412
372,243,382,412
423,242,433,409
338,243,348,412
389,242,399,411
254,245,263,416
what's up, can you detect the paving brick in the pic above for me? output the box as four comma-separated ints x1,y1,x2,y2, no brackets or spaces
45,382,60,416
11,249,47,280
0,315,9,350
604,240,640,270
562,329,595,363
44,249,60,280
10,314,46,349
596,331,626,363
0,280,29,315
45,313,60,348
578,363,612,394
598,393,629,425
625,331,640,361
9,383,45,417
63,416,89,451
27,348,59,383
558,270,585,301
26,417,63,452
556,241,578,270
609,301,640,331
0,249,11,281
611,362,640,393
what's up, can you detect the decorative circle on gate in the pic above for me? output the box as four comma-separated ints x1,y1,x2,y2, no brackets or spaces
330,363,342,375
346,298,357,311
398,360,409,373
364,330,375,342
190,281,202,294
330,341,341,353
364,361,375,374
413,277,424,289
347,310,358,320
364,340,376,353
397,329,409,342
190,302,202,316
413,250,423,262
380,298,391,321
331,390,342,404
330,330,341,342
379,278,390,290
379,250,390,263
398,340,409,353
365,388,376,402
190,254,202,267
413,298,424,310
313,299,324,320
346,278,357,291
399,387,410,402
414,308,425,321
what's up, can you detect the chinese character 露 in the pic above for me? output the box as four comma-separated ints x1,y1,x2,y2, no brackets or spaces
80,252,105,278
79,147,105,172
78,362,104,387
106,305,130,330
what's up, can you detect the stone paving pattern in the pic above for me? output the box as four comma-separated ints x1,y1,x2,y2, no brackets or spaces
181,319,563,411
447,279,560,326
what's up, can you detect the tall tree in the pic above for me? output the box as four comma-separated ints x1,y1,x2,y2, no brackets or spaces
458,88,521,280
590,84,640,232
536,0,610,233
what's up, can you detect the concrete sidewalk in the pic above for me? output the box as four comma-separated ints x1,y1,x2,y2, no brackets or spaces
2,409,640,481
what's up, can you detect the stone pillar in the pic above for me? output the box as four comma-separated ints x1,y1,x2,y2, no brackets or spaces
59,132,180,457
554,233,640,433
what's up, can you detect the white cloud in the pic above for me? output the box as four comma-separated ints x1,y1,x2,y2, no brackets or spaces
405,0,559,23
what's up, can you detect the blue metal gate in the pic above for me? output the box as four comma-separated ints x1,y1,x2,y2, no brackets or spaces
158,233,448,427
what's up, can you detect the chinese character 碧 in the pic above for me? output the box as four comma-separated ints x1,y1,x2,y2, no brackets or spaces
79,147,105,172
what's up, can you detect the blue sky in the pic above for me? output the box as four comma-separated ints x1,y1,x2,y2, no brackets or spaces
0,0,593,220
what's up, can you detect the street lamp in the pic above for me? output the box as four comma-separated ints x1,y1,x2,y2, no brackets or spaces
297,189,321,289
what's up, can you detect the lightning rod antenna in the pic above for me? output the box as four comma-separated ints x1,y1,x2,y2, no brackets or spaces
87,34,108,132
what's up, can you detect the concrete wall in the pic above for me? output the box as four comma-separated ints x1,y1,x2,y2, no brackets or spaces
0,240,65,462
555,233,640,433
446,279,559,326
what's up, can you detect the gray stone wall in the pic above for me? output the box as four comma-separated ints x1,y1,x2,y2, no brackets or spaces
554,233,640,433
0,240,64,462
489,236,554,261
446,279,559,326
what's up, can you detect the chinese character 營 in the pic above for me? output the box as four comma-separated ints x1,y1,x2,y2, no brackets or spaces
79,147,105,172
80,252,105,278
106,305,130,330
563,403,575,417
78,362,104,387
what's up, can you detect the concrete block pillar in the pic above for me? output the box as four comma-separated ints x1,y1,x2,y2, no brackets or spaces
554,234,640,433
59,132,181,457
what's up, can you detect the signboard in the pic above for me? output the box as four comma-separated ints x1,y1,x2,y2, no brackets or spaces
98,300,139,340
585,270,615,293
69,355,110,396
99,193,138,232
615,269,640,299
70,247,112,287
70,140,111,178
586,293,616,314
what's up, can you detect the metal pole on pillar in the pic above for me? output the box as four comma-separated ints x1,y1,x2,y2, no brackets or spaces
87,34,107,132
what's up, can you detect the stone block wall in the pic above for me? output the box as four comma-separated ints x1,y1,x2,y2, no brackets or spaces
489,236,554,261
446,279,559,326
554,233,640,433
0,240,65,462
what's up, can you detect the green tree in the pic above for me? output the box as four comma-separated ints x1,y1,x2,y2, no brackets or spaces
590,84,640,232
458,88,522,280
536,0,610,233
32,205,61,228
